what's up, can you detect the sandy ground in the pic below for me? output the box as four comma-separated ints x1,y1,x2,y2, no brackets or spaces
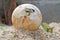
0,22,60,40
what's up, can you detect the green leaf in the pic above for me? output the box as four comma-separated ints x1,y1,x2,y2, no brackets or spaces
42,22,49,31
42,22,53,33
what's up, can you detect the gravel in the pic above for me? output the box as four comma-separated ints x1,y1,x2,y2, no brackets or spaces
0,22,60,40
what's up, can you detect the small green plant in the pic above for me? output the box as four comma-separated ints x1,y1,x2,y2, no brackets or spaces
0,26,4,30
42,22,53,33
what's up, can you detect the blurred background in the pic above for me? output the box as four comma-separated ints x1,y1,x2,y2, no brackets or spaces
0,0,60,25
